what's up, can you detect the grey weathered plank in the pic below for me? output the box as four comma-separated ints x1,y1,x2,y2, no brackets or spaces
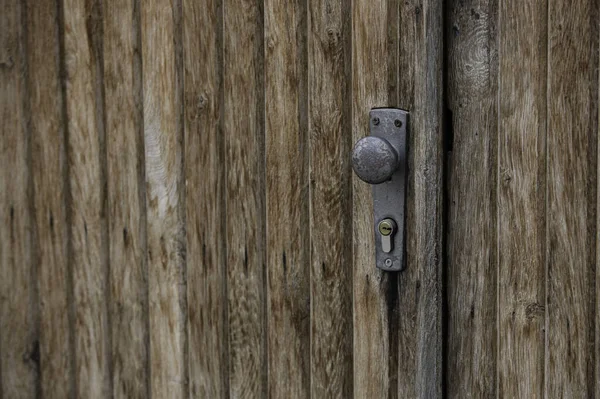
182,0,228,396
26,0,74,396
307,0,353,396
0,0,37,396
446,0,498,396
223,0,266,396
351,0,399,397
61,0,111,396
546,0,598,396
497,0,547,396
103,0,149,397
140,0,188,397
398,0,444,397
265,0,310,397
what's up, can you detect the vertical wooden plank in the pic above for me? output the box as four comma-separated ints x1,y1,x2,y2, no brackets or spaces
62,0,111,396
407,1,444,397
307,0,353,396
183,0,228,396
597,26,600,398
265,0,310,397
103,0,149,397
140,1,188,398
223,0,266,395
497,0,547,396
396,0,444,397
0,0,37,396
351,0,398,397
546,0,598,395
396,1,418,395
446,0,498,396
26,0,74,396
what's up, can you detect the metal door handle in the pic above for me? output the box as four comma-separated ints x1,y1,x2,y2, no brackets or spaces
351,108,408,271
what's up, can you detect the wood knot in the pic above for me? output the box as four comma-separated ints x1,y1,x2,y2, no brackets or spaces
525,302,545,320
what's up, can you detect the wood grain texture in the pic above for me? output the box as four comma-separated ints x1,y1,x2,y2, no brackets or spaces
0,0,37,396
62,0,111,396
103,0,149,397
399,0,444,397
396,1,418,396
351,0,399,397
307,0,353,396
546,0,598,395
140,0,188,397
223,0,266,396
446,0,498,396
265,0,310,397
26,0,74,396
497,0,547,396
183,0,228,396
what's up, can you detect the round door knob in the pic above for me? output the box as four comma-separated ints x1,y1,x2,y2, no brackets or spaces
351,136,399,184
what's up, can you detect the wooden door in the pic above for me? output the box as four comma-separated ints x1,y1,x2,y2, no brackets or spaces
1,0,443,397
446,0,600,397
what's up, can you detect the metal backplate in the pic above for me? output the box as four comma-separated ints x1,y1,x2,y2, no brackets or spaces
370,108,408,271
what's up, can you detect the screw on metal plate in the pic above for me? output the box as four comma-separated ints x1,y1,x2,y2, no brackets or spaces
352,108,408,271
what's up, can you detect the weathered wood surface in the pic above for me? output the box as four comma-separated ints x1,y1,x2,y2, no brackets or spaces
223,0,266,397
446,0,498,396
546,0,598,396
62,0,111,396
1,1,449,397
104,0,149,397
351,0,398,397
26,0,73,397
141,0,188,397
447,0,600,397
265,0,310,397
183,0,228,397
0,1,36,397
403,0,444,397
307,0,353,396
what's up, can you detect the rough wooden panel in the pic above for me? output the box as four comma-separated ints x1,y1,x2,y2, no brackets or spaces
395,1,418,395
351,0,399,397
103,0,149,397
397,0,444,397
182,0,228,396
446,0,498,396
62,0,111,396
26,0,74,396
497,0,547,396
0,0,37,396
307,0,353,396
223,0,266,396
265,0,310,397
140,1,188,397
546,0,598,395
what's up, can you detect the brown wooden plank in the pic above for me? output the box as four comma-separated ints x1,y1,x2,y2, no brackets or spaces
103,0,149,397
307,0,353,397
497,0,547,396
546,0,598,395
397,0,444,397
445,0,498,396
62,0,111,396
26,0,75,396
351,0,399,397
396,1,418,396
0,0,37,396
223,0,266,396
140,1,188,397
265,0,310,397
182,0,228,397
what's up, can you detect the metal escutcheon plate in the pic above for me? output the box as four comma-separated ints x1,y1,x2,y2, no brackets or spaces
370,108,408,271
